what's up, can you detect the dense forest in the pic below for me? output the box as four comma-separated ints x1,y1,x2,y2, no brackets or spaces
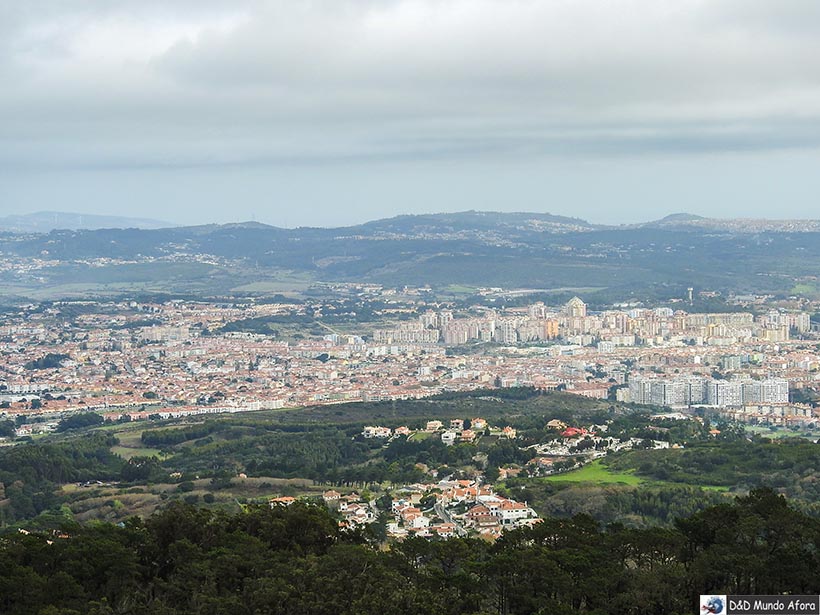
605,439,820,516
0,434,123,522
1,489,818,615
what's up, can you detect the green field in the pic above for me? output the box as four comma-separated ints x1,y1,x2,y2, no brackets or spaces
790,283,820,299
0,262,316,301
442,284,477,294
230,271,314,293
698,484,730,492
545,460,731,491
745,425,820,440
109,428,168,460
545,460,644,485
408,431,433,441
110,445,165,460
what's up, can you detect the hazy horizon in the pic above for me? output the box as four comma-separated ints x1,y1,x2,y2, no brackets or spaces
4,1,820,227
6,207,820,232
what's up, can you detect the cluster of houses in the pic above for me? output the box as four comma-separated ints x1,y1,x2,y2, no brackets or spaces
390,497,459,539
361,425,411,439
320,490,376,527
361,417,516,446
271,491,377,528
387,479,539,541
270,415,681,541
521,419,673,476
271,478,539,542
361,415,677,483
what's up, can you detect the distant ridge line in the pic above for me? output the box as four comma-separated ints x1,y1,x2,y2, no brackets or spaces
4,209,820,234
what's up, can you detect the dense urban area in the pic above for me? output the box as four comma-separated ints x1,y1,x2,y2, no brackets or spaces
2,291,818,435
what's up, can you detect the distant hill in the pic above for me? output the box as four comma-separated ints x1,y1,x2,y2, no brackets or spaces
0,211,174,233
4,209,820,301
353,210,596,234
648,213,707,224
640,213,820,233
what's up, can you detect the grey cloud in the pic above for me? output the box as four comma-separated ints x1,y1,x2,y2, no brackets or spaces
4,1,820,159
3,1,820,224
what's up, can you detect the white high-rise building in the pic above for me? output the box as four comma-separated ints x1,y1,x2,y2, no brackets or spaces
565,297,587,318
707,381,744,407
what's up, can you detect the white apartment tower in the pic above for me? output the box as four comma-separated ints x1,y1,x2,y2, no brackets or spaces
565,297,587,319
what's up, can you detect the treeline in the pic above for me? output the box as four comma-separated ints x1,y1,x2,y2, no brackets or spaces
57,412,105,432
141,422,222,447
133,412,820,510
504,481,729,527
157,427,373,481
606,438,820,509
0,434,121,485
0,419,15,438
0,434,123,523
1,489,819,614
273,387,616,428
146,421,531,486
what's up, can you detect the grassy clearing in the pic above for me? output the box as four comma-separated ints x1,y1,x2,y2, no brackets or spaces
111,445,165,460
790,283,820,299
59,476,332,523
409,432,433,441
231,278,313,293
745,425,820,440
113,430,146,447
545,460,730,491
230,269,314,292
545,460,644,485
698,484,731,492
442,284,477,294
110,429,167,460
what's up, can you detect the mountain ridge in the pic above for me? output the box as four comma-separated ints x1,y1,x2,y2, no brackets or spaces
4,209,820,300
0,211,174,233
7,209,820,235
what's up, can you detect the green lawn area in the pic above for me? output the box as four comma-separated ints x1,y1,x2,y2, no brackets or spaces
231,277,313,293
112,429,147,447
111,445,165,460
745,425,820,440
409,432,433,441
698,484,731,492
790,283,820,299
441,284,477,294
545,460,644,485
110,428,167,460
545,459,730,491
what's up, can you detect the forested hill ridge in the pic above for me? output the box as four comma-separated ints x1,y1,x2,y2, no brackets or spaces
7,209,820,235
638,212,820,233
1,490,819,615
5,210,820,298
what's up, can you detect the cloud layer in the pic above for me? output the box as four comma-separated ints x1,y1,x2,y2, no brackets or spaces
2,1,820,223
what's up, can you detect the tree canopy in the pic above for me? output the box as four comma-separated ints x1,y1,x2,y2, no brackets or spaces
1,489,818,615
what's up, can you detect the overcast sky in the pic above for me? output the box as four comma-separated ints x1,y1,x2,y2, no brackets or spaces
2,0,820,227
